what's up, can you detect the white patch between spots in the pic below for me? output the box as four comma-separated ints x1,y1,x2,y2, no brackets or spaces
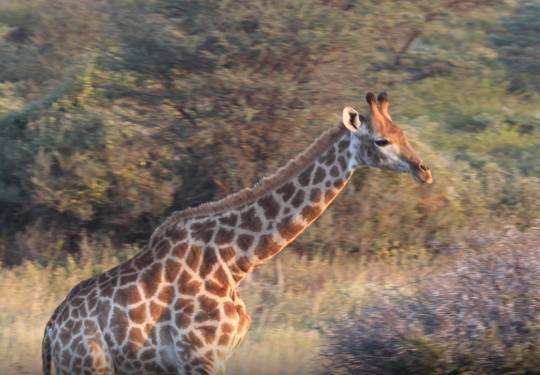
348,135,362,170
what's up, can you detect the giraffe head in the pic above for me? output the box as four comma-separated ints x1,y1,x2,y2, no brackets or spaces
342,92,433,184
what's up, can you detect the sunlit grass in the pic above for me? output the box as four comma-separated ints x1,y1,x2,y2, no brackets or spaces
228,328,321,375
0,239,440,375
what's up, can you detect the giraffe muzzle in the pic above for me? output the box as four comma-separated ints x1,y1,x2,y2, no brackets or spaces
412,162,433,184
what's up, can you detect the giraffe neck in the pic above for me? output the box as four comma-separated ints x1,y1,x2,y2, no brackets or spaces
210,131,361,283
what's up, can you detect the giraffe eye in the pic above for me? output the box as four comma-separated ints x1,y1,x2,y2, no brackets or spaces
374,139,390,147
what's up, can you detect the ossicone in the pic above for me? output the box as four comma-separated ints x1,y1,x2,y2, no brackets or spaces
365,92,377,105
377,92,389,104
377,92,391,121
366,92,381,117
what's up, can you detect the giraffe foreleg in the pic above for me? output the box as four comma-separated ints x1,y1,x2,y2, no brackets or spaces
52,322,115,375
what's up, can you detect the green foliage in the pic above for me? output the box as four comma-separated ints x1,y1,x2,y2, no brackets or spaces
490,0,540,92
104,0,370,201
26,68,179,226
359,0,505,85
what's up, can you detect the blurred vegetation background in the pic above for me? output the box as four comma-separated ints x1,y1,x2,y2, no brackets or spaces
1,0,540,374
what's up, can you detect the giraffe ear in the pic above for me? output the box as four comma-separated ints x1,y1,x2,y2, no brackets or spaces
342,107,360,132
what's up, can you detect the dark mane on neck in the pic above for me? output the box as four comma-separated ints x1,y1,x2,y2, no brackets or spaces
154,122,347,236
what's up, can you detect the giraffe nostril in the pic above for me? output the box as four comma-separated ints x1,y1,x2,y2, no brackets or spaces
419,163,429,172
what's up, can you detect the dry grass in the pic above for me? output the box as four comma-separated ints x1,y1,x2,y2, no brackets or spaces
0,237,405,375
0,229,493,375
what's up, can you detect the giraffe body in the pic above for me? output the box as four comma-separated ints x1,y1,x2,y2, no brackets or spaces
43,93,432,375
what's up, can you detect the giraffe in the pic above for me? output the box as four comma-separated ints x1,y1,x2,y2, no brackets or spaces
42,92,432,375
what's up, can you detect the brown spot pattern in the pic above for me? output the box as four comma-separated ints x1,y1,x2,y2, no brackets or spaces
218,334,231,346
178,271,202,296
310,188,322,203
114,285,142,305
100,284,115,299
219,213,238,227
164,258,182,283
237,234,254,252
111,307,129,344
223,303,237,319
215,227,235,245
167,228,187,243
291,190,305,208
276,182,295,202
171,242,188,260
277,216,305,242
195,296,220,323
174,299,194,329
317,147,336,165
338,156,347,171
140,349,156,362
324,152,336,166
254,234,281,260
155,239,171,260
149,301,170,322
214,266,229,286
128,304,146,325
77,304,87,318
338,139,348,153
239,207,262,232
185,245,202,271
187,331,204,349
190,221,215,243
83,321,94,336
230,257,252,275
149,235,162,249
140,264,162,298
257,194,280,220
313,167,326,185
325,190,337,204
219,246,236,262
157,284,174,303
133,249,155,271
119,273,138,285
144,361,165,373
97,300,111,326
333,178,344,189
301,204,323,223
71,297,85,308
200,247,218,278
330,165,339,177
205,279,228,297
318,148,333,164
297,164,315,187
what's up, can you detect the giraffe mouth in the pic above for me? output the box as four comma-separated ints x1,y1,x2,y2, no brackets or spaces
411,170,433,184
